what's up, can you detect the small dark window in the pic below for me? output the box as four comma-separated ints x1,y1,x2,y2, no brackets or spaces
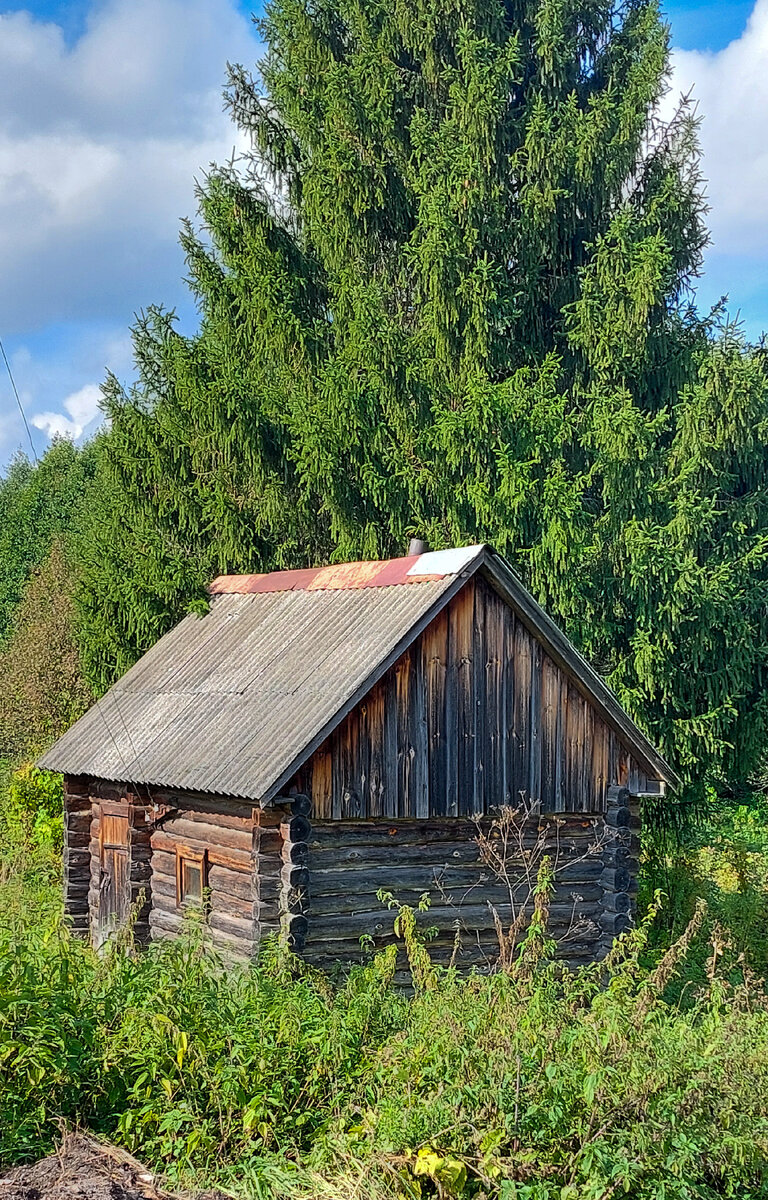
176,848,207,908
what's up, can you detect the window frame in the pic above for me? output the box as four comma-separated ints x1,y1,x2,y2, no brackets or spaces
175,845,208,909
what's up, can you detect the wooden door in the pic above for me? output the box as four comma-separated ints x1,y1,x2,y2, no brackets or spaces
98,805,131,942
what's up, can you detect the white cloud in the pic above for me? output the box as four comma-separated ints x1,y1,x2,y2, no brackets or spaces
0,0,261,468
0,0,260,336
669,0,768,258
1,323,134,465
31,382,103,440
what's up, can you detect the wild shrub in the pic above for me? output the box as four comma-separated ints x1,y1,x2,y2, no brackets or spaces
0,760,63,942
642,787,768,980
1,876,768,1199
0,763,64,856
0,541,93,761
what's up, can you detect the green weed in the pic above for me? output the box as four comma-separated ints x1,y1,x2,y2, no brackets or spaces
2,771,768,1197
0,870,767,1198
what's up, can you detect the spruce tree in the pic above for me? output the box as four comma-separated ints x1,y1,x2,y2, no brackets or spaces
81,0,768,796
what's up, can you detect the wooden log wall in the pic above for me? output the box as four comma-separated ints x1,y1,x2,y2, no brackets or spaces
62,778,152,946
597,786,641,955
147,788,317,959
87,792,101,939
277,795,312,952
63,775,92,938
65,776,643,969
296,576,654,821
66,778,309,960
126,793,152,945
89,782,151,946
148,791,258,957
301,815,624,971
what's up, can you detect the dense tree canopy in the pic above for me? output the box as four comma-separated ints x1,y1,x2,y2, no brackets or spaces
0,541,93,760
0,440,99,643
80,0,768,799
0,439,98,760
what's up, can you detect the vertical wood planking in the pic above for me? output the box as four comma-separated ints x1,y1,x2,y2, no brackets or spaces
540,656,558,811
617,746,630,789
395,650,412,817
581,700,594,811
591,717,609,813
528,639,542,809
424,609,449,816
383,670,398,818
356,701,370,815
512,621,531,805
576,692,588,808
502,608,516,807
484,589,505,812
628,757,641,796
311,749,332,820
553,668,566,811
367,684,386,818
330,723,343,820
564,680,580,808
340,715,362,818
409,642,429,817
444,591,463,818
453,582,476,817
293,574,658,825
472,585,486,814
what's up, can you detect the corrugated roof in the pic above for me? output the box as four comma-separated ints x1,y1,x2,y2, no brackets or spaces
39,544,678,799
207,544,482,595
39,549,478,800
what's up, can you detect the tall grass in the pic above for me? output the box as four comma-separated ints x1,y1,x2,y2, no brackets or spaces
2,766,768,1198
2,867,768,1198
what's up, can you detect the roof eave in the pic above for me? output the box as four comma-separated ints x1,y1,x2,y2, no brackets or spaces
479,550,680,791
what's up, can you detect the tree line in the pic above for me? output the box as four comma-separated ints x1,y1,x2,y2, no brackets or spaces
2,0,768,812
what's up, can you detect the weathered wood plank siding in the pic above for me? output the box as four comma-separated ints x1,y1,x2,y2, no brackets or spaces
148,795,258,957
301,815,630,968
298,577,647,819
62,778,152,946
62,775,92,938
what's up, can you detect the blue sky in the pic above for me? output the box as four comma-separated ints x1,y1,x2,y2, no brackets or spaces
0,0,766,468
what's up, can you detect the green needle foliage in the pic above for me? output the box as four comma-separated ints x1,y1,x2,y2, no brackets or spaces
80,0,768,800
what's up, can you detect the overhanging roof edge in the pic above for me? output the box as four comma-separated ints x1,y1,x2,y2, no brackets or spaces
479,551,679,790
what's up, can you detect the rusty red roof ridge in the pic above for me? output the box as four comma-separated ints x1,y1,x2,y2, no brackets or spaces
208,549,463,595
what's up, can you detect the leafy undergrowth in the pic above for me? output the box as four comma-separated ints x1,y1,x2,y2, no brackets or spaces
1,766,767,1198
641,788,768,992
1,838,768,1200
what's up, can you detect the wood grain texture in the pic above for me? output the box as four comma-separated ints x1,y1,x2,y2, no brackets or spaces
70,568,663,967
149,797,258,957
300,576,649,818
302,816,605,967
62,778,93,938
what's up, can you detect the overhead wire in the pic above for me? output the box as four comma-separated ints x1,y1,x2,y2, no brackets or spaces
92,683,145,781
93,695,133,777
0,339,148,784
0,335,38,464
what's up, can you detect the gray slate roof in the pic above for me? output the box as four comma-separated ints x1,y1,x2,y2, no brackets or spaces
39,569,463,801
39,544,678,800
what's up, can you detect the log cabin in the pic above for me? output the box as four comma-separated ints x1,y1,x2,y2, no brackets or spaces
39,544,677,970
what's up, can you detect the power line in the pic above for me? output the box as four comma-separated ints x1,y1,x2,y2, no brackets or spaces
94,697,131,774
0,335,38,464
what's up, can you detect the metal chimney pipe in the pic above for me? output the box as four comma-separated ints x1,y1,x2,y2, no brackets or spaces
408,538,428,556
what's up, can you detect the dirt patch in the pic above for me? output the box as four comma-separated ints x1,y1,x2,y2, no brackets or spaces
0,1133,214,1200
